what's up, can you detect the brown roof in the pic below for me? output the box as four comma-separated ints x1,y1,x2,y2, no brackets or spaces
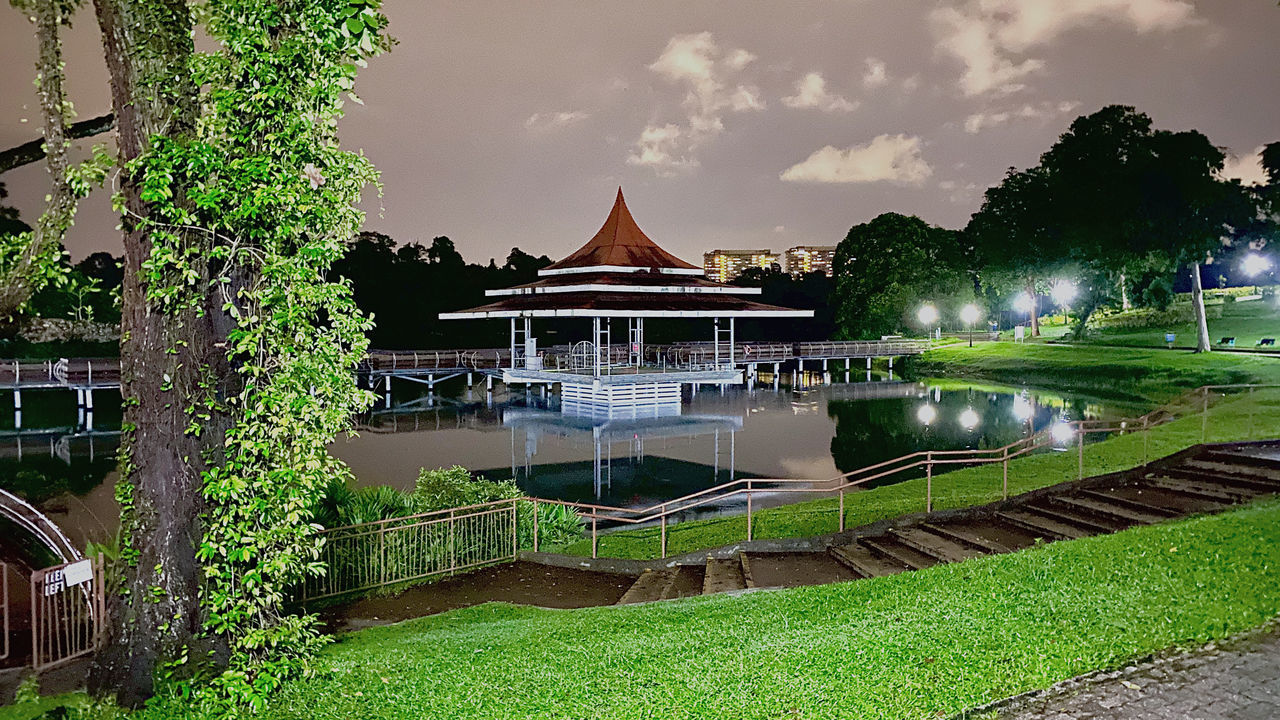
442,291,813,318
542,189,700,271
504,270,744,291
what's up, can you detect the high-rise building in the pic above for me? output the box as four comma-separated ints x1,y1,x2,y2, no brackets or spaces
784,246,836,277
702,249,780,283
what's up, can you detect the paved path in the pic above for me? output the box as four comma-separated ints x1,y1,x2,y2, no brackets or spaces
1000,627,1280,719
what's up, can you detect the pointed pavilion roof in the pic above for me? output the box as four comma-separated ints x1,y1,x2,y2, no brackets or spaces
541,189,700,273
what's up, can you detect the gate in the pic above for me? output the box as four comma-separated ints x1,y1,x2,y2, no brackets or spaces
29,557,104,671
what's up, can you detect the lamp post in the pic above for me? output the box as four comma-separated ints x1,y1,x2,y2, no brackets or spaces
917,304,939,340
960,304,980,347
1243,252,1273,279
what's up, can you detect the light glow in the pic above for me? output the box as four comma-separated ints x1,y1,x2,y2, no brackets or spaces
1012,395,1033,422
959,407,980,429
1051,421,1075,444
1012,292,1033,313
917,304,939,326
960,304,981,325
916,404,937,425
1242,252,1273,277
1051,280,1077,306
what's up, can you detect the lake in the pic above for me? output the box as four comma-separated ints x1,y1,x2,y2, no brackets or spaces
1,374,1141,556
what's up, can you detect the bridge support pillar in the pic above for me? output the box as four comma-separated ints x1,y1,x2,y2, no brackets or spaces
12,389,20,430
384,376,392,408
467,372,473,387
773,363,780,390
487,375,494,391
866,357,872,370
888,356,894,369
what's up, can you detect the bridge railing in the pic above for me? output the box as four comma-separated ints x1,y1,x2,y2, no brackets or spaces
794,340,930,358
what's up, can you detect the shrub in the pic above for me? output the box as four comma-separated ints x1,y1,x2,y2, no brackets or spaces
412,465,520,511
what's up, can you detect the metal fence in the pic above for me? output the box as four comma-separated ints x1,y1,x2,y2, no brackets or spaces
29,557,104,671
299,499,520,602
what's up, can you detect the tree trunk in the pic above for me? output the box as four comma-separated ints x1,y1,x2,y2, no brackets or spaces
0,0,79,321
1120,272,1130,311
1190,261,1212,353
1024,277,1040,337
0,113,114,176
86,0,233,706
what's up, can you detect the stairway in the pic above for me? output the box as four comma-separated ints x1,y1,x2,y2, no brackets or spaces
613,444,1280,603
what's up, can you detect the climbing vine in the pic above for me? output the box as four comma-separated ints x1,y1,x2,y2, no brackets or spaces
117,0,389,711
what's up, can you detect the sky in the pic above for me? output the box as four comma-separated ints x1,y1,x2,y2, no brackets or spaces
2,1,1278,265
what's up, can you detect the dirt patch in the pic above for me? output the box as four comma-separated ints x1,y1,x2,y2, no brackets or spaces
316,561,634,634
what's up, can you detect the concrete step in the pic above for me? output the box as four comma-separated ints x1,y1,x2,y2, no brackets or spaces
1025,502,1122,533
617,568,678,605
889,527,983,564
1146,476,1258,503
1079,489,1180,518
1182,459,1280,484
741,551,859,588
1054,495,1166,526
659,564,706,600
828,543,910,578
862,537,939,570
920,522,1016,554
703,557,747,595
1106,483,1231,515
995,510,1091,540
1159,467,1279,494
1199,451,1280,475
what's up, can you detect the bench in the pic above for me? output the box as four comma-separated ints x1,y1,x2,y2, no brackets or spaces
1259,338,1276,347
1218,337,1236,347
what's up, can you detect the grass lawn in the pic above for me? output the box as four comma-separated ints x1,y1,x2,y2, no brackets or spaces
39,496,1267,720
912,340,1280,403
1079,299,1280,350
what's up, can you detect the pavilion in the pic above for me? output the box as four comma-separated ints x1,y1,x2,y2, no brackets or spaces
440,189,813,409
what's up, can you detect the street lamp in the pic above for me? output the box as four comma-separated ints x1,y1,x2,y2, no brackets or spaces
917,304,939,339
1050,280,1077,307
1242,252,1273,278
960,303,981,347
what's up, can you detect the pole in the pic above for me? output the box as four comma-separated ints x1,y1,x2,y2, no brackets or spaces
1201,387,1209,443
1077,425,1084,481
838,488,845,532
532,499,539,553
1001,448,1009,500
1142,415,1149,464
746,480,754,542
968,323,973,347
925,452,933,513
660,504,668,559
591,517,598,559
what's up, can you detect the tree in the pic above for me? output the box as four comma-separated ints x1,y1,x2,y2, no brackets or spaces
832,213,973,340
966,166,1067,337
80,0,389,710
1262,142,1280,186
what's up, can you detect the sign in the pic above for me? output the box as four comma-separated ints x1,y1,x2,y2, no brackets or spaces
62,559,94,588
1165,333,1176,345
1014,325,1025,342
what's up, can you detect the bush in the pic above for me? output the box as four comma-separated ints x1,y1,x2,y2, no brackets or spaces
412,465,520,511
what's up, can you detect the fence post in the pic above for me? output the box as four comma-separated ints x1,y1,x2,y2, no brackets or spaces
1142,415,1149,464
1201,387,1208,443
746,480,754,542
925,452,933,513
379,523,387,586
511,500,518,560
838,487,845,532
532,499,540,554
591,517,598,559
660,504,668,559
1001,447,1009,500
1247,387,1255,440
1077,425,1084,481
449,510,457,573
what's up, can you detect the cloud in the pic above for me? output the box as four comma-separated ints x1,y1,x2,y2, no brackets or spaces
524,111,589,131
630,32,765,174
782,72,858,113
931,0,1199,96
1221,146,1269,186
963,100,1080,133
780,134,933,185
862,58,888,88
626,124,699,175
